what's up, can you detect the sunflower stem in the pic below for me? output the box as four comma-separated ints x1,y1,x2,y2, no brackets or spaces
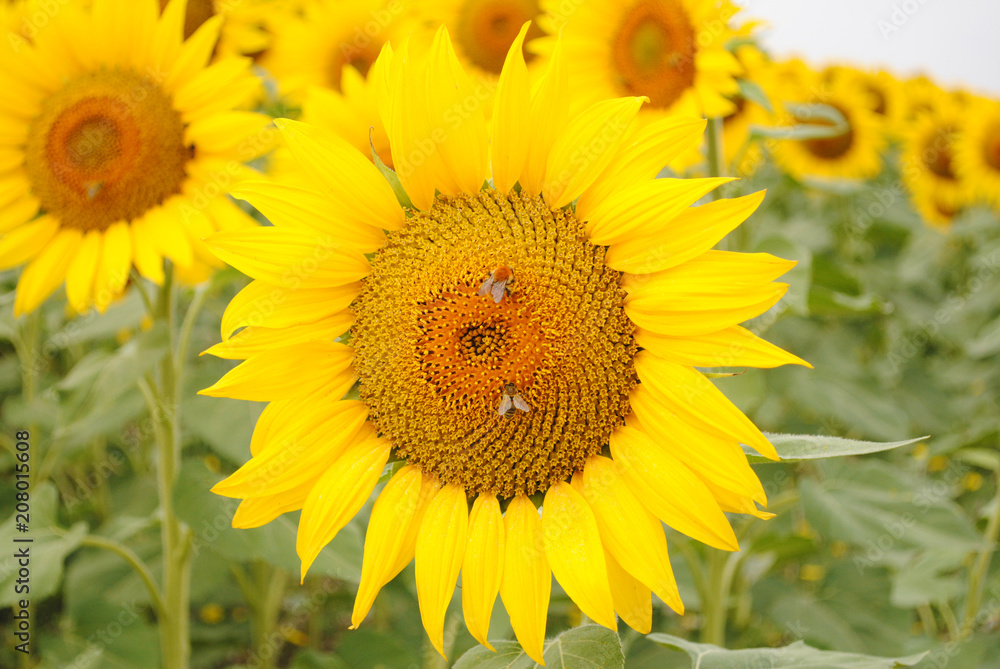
706,117,726,193
700,548,730,646
151,266,194,669
960,470,1000,639
79,534,167,620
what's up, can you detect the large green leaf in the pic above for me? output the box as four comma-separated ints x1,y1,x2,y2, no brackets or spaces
454,625,624,669
743,434,926,463
648,634,926,668
0,482,87,606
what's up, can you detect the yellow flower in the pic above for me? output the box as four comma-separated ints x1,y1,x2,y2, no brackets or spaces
721,44,777,178
538,0,743,121
260,0,406,100
956,99,1000,209
901,96,968,229
0,0,270,316
772,70,885,181
162,0,306,58
202,27,806,663
409,0,545,85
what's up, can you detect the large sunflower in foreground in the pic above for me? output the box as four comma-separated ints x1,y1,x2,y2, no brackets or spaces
538,0,743,121
202,26,806,662
0,0,269,315
772,72,885,181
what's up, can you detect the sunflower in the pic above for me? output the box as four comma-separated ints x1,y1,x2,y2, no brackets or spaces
772,71,885,181
901,97,969,229
0,0,269,316
260,0,406,99
158,0,305,57
202,27,805,662
955,99,1000,209
538,0,743,122
409,0,545,84
721,44,776,178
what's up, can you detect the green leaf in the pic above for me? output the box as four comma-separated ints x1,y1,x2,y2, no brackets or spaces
737,78,774,113
750,103,849,141
743,434,927,463
0,482,88,606
647,634,927,668
454,625,624,669
371,131,413,210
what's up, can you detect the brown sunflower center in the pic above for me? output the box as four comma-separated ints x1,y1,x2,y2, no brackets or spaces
798,105,854,160
454,0,542,74
351,189,637,498
982,122,1000,172
25,69,189,232
326,39,383,91
160,0,216,40
924,126,957,180
866,84,887,116
611,0,697,109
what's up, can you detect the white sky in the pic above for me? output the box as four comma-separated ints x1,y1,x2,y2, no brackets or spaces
737,0,1000,96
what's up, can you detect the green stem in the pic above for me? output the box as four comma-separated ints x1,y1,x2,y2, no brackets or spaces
234,562,289,669
79,535,166,619
960,470,1000,639
151,267,193,669
701,548,729,646
706,116,725,187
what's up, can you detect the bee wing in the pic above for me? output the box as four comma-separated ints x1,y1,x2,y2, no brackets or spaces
498,394,512,416
512,395,530,412
478,276,494,298
490,279,507,304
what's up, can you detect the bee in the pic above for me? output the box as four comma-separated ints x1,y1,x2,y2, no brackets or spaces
478,265,513,304
498,382,530,416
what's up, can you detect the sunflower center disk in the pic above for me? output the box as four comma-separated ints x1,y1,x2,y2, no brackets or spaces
985,125,1000,172
924,126,957,179
351,190,637,498
612,0,697,109
799,106,855,160
25,69,188,232
456,0,542,74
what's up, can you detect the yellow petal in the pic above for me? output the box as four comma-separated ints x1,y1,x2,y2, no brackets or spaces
273,119,404,230
604,549,651,634
462,493,505,650
144,202,194,268
605,191,766,273
500,495,550,666
65,230,103,314
231,493,304,529
544,96,645,208
211,400,370,499
607,428,738,552
130,217,165,284
296,435,391,578
352,465,424,628
490,22,531,194
388,473,443,578
541,481,616,629
587,177,734,246
0,215,59,270
163,15,223,92
576,116,707,220
199,341,354,401
415,484,469,659
203,314,353,360
220,280,361,340
574,458,687,608
635,325,812,369
184,111,272,155
231,180,388,248
628,387,765,501
94,221,132,313
13,229,82,316
521,40,569,197
635,353,778,460
207,227,371,287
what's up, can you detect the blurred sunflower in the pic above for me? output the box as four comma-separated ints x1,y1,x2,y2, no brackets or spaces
773,73,885,181
721,45,775,177
157,0,305,57
410,0,545,84
902,97,968,229
956,99,1000,208
538,0,743,120
0,0,269,316
839,68,905,135
260,0,405,99
202,27,805,663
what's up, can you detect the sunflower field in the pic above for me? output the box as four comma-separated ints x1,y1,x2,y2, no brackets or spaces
1,1,998,668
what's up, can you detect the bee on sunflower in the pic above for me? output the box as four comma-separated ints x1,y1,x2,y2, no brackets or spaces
0,0,270,316
201,25,807,663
